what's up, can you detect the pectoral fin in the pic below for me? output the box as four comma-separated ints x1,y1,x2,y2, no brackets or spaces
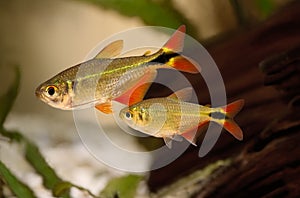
163,137,173,149
95,102,113,114
163,134,184,148
171,135,183,142
94,40,123,59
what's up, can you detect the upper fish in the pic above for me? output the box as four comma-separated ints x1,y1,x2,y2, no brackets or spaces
35,25,200,113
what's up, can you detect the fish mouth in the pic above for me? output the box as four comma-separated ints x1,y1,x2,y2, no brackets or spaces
35,84,44,98
35,85,49,103
35,87,41,98
35,88,48,104
119,113,125,122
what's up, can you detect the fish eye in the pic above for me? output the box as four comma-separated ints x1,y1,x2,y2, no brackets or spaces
46,86,57,97
125,111,132,120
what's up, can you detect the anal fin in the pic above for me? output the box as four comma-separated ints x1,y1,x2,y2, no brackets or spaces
181,121,209,146
115,70,157,106
181,127,198,146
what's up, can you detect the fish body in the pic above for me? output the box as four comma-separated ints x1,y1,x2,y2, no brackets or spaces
35,25,199,113
119,88,244,147
37,52,161,109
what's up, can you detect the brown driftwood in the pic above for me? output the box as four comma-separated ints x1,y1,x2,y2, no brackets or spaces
147,1,300,197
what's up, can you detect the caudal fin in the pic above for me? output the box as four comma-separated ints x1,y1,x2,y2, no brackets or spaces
223,99,244,118
215,99,244,141
163,25,186,52
223,119,243,141
161,25,200,74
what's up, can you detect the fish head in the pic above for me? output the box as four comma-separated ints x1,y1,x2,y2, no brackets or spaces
119,102,167,136
35,77,73,110
119,105,152,132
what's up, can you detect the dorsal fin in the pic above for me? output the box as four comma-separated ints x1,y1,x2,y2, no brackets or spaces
143,50,152,56
168,87,193,102
94,40,123,59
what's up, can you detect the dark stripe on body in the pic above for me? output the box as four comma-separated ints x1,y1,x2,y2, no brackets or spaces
150,52,179,64
209,112,228,120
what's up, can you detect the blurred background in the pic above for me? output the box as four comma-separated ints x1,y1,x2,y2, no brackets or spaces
0,0,294,197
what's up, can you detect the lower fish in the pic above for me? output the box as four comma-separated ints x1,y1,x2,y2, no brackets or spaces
119,88,244,148
35,25,199,113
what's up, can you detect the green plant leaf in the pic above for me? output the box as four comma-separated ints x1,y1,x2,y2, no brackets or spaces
0,161,37,198
255,0,275,18
53,181,72,197
25,140,71,198
100,174,143,198
0,66,71,197
0,128,23,142
0,66,20,127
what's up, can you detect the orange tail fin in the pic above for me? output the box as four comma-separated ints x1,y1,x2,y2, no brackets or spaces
215,99,244,140
166,56,200,74
223,99,244,118
163,25,186,52
223,119,243,140
161,25,200,74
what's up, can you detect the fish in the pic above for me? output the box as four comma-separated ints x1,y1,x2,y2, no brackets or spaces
35,25,200,113
119,88,244,148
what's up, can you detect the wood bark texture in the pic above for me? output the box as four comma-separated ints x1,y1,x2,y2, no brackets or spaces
147,1,300,197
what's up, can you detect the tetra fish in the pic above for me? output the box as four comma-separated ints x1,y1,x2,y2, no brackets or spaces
119,88,244,148
35,25,200,113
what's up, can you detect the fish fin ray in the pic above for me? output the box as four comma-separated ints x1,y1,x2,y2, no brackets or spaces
181,127,199,146
163,137,173,148
222,99,244,118
168,87,193,101
95,102,113,114
163,25,185,52
181,121,209,146
160,25,200,73
222,119,243,141
169,135,182,142
94,40,123,59
165,56,200,73
114,70,157,106
170,135,183,142
143,50,152,56
215,99,244,140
